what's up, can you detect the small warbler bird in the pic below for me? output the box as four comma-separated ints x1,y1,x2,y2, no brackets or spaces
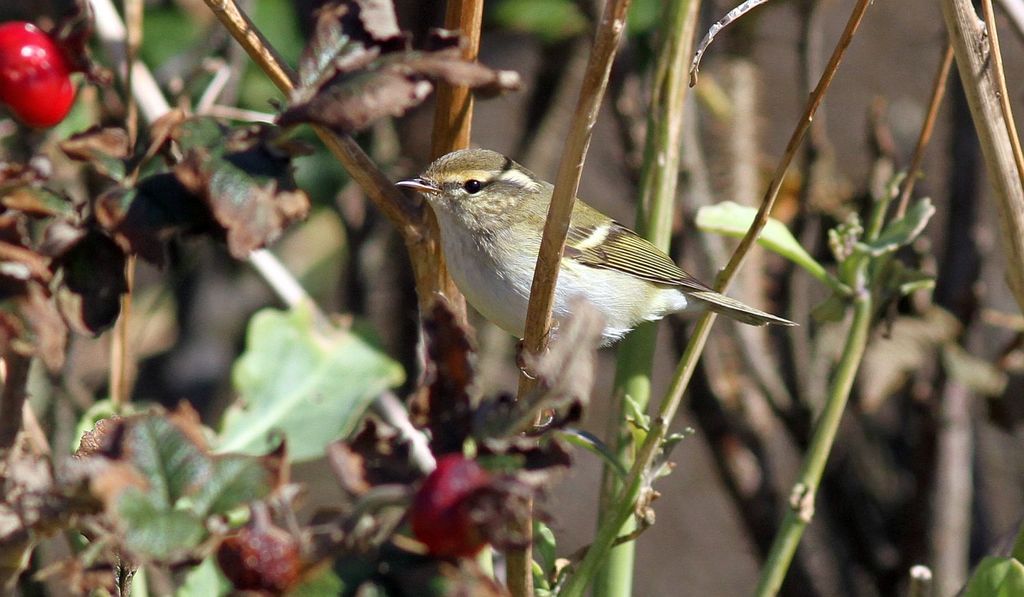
398,149,794,345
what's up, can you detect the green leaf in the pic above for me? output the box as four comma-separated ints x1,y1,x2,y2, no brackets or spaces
118,489,205,560
177,557,230,597
860,197,935,256
492,0,588,43
696,202,830,286
286,566,344,596
965,556,1024,597
189,455,271,517
556,429,627,479
128,417,210,508
811,293,847,323
218,305,405,461
534,521,557,580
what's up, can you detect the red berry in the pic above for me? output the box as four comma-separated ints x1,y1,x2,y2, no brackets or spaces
216,523,302,593
410,454,490,558
0,22,76,128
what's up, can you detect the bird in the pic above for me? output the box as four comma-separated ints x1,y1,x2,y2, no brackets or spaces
397,149,794,346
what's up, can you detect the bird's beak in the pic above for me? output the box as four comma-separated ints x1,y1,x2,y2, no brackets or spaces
396,177,440,193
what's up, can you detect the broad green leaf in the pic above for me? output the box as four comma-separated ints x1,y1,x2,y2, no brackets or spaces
696,202,829,285
128,417,209,508
190,455,271,517
860,197,935,256
218,305,405,461
118,489,205,560
965,556,1024,597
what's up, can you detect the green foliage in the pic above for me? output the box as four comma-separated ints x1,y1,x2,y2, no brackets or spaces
860,198,935,256
112,415,272,560
491,0,588,43
177,557,230,597
695,201,830,286
965,557,1024,597
218,305,405,461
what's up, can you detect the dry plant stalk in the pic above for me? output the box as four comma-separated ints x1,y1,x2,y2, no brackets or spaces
940,0,1024,312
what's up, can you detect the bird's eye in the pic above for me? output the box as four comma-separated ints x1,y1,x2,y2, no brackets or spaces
463,179,483,194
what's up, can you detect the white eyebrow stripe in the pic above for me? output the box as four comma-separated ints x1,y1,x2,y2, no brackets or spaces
497,168,539,190
574,224,610,250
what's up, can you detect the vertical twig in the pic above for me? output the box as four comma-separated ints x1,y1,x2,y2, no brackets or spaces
0,353,32,451
597,1,701,596
510,2,633,595
430,0,483,159
929,382,974,595
896,43,955,217
980,0,1024,194
940,0,1024,313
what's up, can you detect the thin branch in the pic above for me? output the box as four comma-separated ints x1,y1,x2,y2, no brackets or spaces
929,382,974,595
560,0,873,594
430,0,483,160
517,0,634,373
689,0,776,85
896,43,954,217
941,0,1024,312
598,1,702,595
981,0,1024,195
0,353,32,451
511,3,632,595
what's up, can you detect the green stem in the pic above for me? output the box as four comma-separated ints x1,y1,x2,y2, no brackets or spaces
595,1,700,595
562,313,717,597
753,293,872,595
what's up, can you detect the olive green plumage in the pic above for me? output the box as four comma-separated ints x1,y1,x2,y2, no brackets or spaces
398,149,794,344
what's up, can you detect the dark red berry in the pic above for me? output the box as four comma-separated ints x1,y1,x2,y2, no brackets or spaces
216,523,302,593
410,454,490,558
0,22,76,128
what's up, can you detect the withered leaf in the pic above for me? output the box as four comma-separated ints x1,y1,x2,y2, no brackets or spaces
95,174,216,266
328,419,420,496
59,127,130,181
3,280,66,372
412,299,475,455
281,1,519,134
53,231,128,335
171,119,310,258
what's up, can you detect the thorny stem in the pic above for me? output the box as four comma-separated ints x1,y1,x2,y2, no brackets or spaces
598,1,701,595
896,43,954,218
559,1,873,594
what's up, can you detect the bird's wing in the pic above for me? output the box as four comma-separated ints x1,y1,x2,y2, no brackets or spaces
564,219,713,292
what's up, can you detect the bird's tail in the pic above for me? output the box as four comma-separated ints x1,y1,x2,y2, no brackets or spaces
689,290,796,327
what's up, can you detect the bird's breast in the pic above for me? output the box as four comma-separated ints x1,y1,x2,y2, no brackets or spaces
434,214,691,343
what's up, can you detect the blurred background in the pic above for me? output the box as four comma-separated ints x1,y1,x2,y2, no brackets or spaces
4,0,1024,594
